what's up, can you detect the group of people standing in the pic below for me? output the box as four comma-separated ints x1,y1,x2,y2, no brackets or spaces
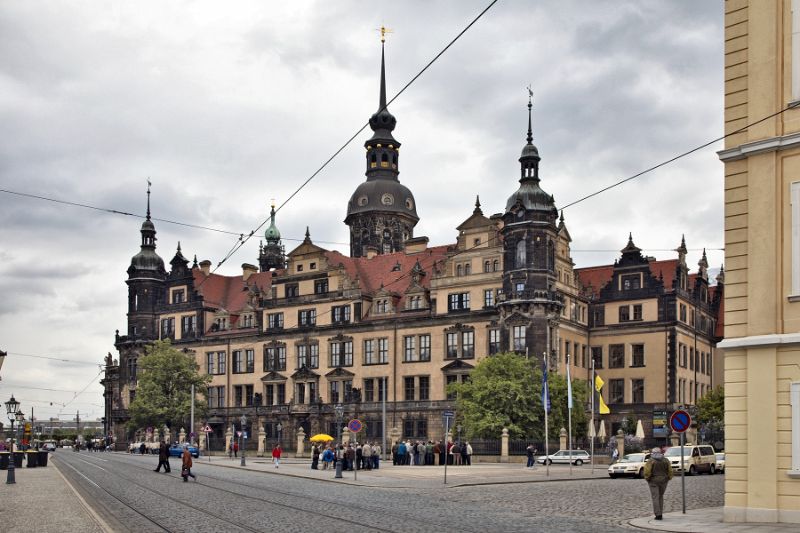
310,442,381,471
392,440,472,466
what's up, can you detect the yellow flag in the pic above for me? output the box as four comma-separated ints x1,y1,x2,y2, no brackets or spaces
595,374,611,414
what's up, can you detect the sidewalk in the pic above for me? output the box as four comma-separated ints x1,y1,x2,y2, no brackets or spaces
0,460,108,533
629,508,798,533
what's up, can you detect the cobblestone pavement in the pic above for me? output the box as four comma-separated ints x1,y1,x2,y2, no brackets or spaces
53,452,724,533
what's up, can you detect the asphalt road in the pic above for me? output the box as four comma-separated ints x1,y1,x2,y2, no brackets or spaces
53,452,724,533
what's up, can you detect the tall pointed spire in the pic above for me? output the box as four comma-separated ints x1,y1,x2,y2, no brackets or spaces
379,41,387,113
146,178,152,220
526,86,533,145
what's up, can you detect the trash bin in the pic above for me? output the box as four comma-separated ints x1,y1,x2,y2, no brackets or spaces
26,451,38,467
12,452,24,468
0,452,9,470
38,450,49,467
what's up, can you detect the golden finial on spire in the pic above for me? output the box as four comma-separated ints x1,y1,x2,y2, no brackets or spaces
377,25,393,43
270,197,276,209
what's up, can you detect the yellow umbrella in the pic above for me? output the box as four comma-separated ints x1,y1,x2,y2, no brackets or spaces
309,433,334,442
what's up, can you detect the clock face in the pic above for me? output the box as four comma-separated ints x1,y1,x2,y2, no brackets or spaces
405,198,414,210
381,193,394,206
357,196,369,206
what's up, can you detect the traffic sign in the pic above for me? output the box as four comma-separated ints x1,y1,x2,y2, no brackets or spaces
348,419,363,433
442,410,455,418
670,410,692,433
203,425,212,432
236,431,242,437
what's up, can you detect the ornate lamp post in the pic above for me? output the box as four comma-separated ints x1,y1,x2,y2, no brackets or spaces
240,414,247,467
276,422,283,446
5,395,20,484
334,404,344,479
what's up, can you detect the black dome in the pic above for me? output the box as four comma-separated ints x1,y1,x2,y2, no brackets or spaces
346,179,418,221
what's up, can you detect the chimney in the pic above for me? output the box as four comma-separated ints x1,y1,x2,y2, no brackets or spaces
199,260,212,276
242,263,258,281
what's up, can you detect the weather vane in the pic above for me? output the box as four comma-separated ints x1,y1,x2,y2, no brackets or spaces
377,25,393,43
527,84,533,100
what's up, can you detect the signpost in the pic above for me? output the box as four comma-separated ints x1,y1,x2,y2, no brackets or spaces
442,410,454,485
203,425,212,462
348,419,362,481
670,409,692,514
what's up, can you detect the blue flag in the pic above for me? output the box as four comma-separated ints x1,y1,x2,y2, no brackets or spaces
542,354,551,413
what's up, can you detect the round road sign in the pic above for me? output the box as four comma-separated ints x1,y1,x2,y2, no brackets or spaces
669,409,692,433
348,419,363,433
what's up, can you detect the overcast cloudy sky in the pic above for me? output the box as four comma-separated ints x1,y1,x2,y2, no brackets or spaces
0,1,723,424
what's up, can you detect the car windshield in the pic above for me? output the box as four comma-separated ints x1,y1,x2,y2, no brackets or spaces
621,453,645,462
664,447,689,457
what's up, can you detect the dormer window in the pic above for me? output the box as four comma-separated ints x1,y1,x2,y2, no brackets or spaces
171,289,185,304
375,299,390,314
621,274,641,290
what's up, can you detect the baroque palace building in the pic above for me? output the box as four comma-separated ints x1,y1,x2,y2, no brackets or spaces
104,43,724,451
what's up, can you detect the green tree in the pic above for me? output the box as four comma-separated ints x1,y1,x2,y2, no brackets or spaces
696,385,724,425
449,352,588,441
127,340,210,433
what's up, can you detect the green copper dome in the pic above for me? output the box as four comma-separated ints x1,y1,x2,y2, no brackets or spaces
265,204,281,242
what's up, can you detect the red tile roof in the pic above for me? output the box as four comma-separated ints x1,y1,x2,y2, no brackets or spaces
192,269,272,313
575,259,679,297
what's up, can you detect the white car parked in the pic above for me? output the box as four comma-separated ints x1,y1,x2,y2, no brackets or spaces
537,450,591,465
608,452,650,478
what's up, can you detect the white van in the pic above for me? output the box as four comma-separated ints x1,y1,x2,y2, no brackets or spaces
664,444,716,475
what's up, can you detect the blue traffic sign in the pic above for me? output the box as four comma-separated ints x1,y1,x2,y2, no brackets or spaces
348,419,363,433
669,410,691,433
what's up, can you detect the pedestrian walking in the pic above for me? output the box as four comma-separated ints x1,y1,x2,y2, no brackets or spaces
272,444,282,468
139,442,146,455
612,448,619,463
372,444,381,469
154,440,171,473
233,441,239,458
311,444,320,470
181,444,196,482
526,443,536,468
644,447,673,520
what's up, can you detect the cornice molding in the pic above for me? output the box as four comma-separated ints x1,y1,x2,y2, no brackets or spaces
718,131,800,161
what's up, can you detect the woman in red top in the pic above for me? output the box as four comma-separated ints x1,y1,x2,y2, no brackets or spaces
272,444,282,468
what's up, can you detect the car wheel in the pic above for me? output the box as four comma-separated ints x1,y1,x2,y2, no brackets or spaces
689,465,697,476
574,459,583,466
709,464,716,475
546,459,552,465
609,474,617,479
638,468,644,479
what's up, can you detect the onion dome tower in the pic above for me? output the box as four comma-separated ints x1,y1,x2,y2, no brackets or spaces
498,92,562,361
126,184,166,340
259,201,286,271
345,33,419,257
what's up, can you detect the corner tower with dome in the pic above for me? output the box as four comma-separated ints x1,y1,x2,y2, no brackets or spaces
344,39,419,257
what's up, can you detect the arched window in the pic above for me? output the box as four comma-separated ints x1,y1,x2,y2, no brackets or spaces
465,263,471,275
484,261,491,273
493,260,499,272
456,264,463,276
516,240,527,268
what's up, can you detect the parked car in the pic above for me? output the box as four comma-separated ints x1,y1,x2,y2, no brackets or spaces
168,443,199,458
41,443,57,452
608,452,650,478
715,452,725,474
664,444,716,475
537,450,591,465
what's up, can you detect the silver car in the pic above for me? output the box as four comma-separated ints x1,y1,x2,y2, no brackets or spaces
537,450,591,465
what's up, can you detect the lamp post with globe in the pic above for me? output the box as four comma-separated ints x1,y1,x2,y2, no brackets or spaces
334,404,344,479
240,414,247,467
5,395,20,484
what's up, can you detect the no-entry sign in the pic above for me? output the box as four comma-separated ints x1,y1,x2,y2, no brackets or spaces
669,410,692,433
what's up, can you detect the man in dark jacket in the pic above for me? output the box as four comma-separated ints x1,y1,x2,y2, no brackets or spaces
154,440,171,473
644,447,673,520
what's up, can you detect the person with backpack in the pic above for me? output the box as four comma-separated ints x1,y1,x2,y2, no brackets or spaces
644,447,673,520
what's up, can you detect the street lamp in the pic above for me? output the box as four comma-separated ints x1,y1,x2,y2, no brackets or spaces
5,395,20,484
240,414,247,467
334,404,344,479
276,422,283,446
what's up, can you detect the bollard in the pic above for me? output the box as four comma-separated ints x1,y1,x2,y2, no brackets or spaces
335,458,343,479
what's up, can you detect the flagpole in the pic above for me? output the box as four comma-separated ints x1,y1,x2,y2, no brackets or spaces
543,352,549,478
590,358,595,473
567,353,573,476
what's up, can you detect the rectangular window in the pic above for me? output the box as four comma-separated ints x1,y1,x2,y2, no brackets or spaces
314,279,328,294
364,339,375,364
265,385,274,406
277,383,285,404
446,375,458,400
206,352,214,374
171,288,185,304
591,346,603,369
489,329,501,355
181,315,196,337
217,351,226,374
299,309,316,327
233,350,244,373
631,344,645,367
378,377,386,401
793,182,800,294
343,341,353,366
245,384,254,406
404,377,415,401
330,381,339,404
446,332,459,358
632,379,644,403
330,343,341,367
267,312,284,330
619,306,630,322
419,376,430,401
592,307,605,326
484,289,495,307
609,345,625,368
332,305,351,324
264,345,286,371
689,347,695,370
160,317,175,339
234,385,243,407
309,344,319,368
633,304,643,321
297,345,308,368
679,304,687,322
285,284,299,298
403,419,427,439
621,274,641,290
246,349,254,373
378,338,388,363
513,325,527,352
462,330,474,358
706,353,712,376
447,292,470,311
364,379,374,402
375,299,389,314
700,351,706,374
419,334,431,361
610,379,624,403
404,336,416,362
